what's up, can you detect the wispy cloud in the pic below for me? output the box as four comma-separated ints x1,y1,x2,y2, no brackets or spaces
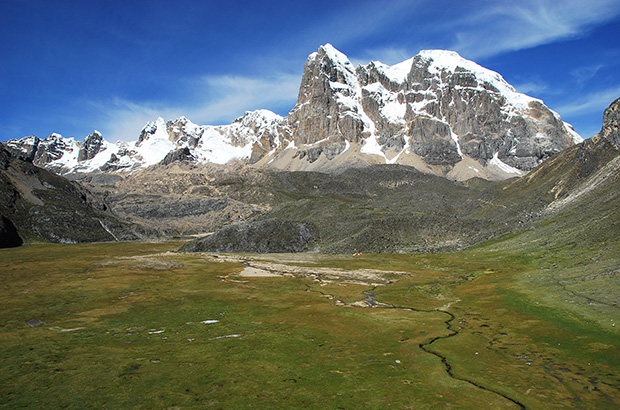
87,98,171,142
512,81,550,96
447,0,620,58
292,0,620,66
555,85,620,116
185,73,300,123
570,63,606,83
298,0,424,51
90,72,301,142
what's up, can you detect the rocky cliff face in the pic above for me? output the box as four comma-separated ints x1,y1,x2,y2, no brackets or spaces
6,44,581,181
595,96,620,149
78,131,105,161
279,45,581,179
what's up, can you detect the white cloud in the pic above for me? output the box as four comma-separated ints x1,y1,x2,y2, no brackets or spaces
570,64,606,82
292,1,620,69
555,85,620,116
447,0,620,58
186,73,300,123
90,73,300,142
512,81,550,96
299,0,424,51
90,98,172,142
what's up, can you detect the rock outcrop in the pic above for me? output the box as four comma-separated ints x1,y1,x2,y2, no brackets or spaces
78,131,106,161
179,219,318,253
160,147,196,166
593,96,620,149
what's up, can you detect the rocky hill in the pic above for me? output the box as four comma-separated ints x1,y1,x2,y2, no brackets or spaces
6,45,580,181
0,146,150,247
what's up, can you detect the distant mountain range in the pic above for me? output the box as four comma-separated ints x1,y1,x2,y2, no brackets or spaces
0,79,618,250
6,44,581,181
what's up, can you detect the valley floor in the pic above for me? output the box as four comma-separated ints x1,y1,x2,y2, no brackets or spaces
0,241,618,409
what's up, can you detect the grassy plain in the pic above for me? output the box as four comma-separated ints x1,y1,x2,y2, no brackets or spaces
1,240,618,409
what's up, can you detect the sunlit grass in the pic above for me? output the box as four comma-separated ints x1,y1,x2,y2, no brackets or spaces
0,241,618,409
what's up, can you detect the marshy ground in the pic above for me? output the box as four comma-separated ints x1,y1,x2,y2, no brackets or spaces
1,240,618,409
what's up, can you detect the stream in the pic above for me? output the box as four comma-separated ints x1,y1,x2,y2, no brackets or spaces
239,259,527,409
362,287,527,410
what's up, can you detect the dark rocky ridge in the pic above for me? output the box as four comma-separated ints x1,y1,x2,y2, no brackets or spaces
0,145,150,247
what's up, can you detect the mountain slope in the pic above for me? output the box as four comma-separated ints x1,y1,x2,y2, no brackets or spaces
0,146,149,246
498,97,620,214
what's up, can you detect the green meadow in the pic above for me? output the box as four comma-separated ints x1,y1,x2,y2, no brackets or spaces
1,240,618,409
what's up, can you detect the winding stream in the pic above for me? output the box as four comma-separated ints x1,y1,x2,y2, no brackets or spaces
239,259,526,409
362,287,527,410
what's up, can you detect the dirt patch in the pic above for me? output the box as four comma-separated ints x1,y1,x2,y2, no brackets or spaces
238,266,283,277
96,252,185,270
198,253,407,287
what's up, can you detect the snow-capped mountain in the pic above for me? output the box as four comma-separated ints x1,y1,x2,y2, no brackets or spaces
6,110,291,175
280,44,581,179
5,44,582,180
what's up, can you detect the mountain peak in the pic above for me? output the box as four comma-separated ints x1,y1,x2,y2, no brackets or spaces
418,49,517,90
418,49,465,61
234,109,283,122
369,57,416,84
309,44,356,74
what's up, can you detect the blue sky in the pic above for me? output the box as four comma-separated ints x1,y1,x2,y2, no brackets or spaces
1,0,619,142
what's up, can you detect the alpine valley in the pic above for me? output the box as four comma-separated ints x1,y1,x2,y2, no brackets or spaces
1,45,620,410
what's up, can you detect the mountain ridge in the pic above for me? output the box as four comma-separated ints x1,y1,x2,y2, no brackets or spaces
1,96,618,250
6,44,580,181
